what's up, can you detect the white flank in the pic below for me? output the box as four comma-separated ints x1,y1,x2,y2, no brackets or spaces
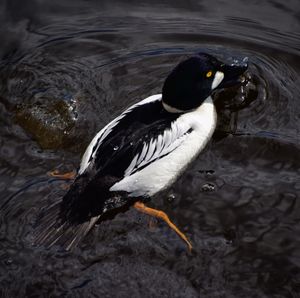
110,96,217,197
79,94,162,175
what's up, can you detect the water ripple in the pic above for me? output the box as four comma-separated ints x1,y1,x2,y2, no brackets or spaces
0,3,299,297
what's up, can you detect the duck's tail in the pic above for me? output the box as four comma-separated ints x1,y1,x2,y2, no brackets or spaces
33,173,128,250
34,200,101,251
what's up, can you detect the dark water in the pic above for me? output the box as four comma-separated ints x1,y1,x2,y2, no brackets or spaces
0,0,299,297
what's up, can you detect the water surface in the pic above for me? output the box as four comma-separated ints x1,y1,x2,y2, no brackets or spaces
0,0,299,297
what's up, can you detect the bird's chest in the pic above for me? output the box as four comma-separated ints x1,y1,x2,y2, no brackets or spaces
163,101,217,171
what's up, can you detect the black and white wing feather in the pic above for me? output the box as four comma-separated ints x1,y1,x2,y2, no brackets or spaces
124,121,192,176
78,94,193,181
79,94,163,175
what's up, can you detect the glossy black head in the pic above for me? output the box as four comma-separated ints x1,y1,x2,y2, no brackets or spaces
162,53,248,112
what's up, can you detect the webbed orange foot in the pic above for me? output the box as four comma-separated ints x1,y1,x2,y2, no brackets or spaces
48,170,76,180
134,201,192,252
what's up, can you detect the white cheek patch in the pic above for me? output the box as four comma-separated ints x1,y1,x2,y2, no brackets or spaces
211,71,224,89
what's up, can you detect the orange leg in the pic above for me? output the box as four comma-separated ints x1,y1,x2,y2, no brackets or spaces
134,201,192,252
48,170,76,180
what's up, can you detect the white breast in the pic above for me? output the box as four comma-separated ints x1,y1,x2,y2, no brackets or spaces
110,96,217,197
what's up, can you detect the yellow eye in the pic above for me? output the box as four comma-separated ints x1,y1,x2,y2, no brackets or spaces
206,71,213,78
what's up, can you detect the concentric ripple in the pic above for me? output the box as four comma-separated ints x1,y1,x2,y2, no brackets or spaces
0,2,299,297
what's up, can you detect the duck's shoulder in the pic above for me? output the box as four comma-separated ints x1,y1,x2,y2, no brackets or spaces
79,94,176,175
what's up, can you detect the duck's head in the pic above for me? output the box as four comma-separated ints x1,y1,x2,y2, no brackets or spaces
162,53,248,113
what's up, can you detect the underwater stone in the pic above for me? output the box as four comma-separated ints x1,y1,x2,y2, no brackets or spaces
14,96,79,150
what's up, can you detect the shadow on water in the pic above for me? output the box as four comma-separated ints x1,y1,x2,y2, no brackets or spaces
0,0,299,297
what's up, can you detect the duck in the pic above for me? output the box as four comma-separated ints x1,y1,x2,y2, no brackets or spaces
35,52,248,251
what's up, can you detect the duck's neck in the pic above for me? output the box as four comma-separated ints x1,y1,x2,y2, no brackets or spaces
162,102,185,113
162,96,215,115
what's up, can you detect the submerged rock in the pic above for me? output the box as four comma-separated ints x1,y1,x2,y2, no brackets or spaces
0,56,106,152
14,96,77,150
